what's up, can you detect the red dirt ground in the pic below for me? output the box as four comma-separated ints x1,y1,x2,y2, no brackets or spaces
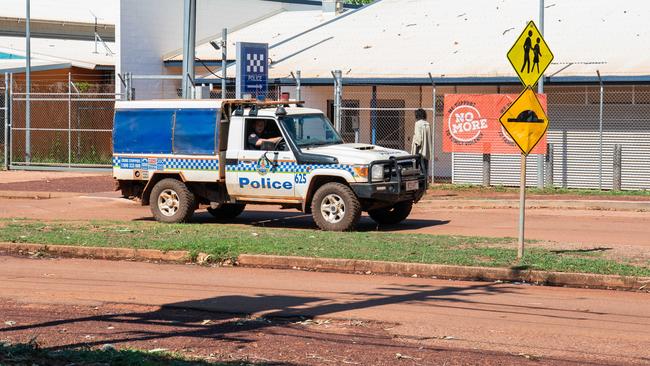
2,256,648,365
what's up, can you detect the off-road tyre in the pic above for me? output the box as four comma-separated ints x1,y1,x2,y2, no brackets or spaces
368,201,413,225
207,204,246,220
311,182,361,231
150,178,196,223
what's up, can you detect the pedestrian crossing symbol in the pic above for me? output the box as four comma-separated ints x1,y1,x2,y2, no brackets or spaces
499,87,548,155
507,21,554,87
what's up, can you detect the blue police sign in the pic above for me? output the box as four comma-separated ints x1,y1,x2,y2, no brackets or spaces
236,42,268,99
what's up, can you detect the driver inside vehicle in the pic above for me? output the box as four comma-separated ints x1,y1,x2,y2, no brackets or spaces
247,119,283,150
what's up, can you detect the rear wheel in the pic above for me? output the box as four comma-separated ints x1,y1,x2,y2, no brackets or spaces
207,203,246,220
368,201,413,225
311,182,361,231
150,178,196,223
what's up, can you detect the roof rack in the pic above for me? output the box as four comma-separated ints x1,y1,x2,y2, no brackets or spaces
220,99,305,121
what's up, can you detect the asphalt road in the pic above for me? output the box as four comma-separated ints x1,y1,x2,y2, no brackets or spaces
0,256,648,365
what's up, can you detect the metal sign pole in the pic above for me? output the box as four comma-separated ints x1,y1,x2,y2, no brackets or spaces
518,154,526,258
296,70,301,101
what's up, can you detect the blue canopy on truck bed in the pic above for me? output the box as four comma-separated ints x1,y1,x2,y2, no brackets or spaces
113,100,222,156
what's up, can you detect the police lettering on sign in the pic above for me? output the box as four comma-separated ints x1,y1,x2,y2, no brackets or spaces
236,42,269,99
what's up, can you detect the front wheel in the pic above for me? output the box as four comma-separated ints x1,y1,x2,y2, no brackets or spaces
150,178,196,223
368,201,413,225
311,183,361,231
207,203,246,220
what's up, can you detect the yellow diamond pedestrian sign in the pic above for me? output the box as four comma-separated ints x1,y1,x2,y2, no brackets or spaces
499,87,548,155
507,21,554,87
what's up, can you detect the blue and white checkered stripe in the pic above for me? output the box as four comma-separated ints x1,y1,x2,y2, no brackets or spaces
226,161,355,176
113,155,353,175
165,158,218,170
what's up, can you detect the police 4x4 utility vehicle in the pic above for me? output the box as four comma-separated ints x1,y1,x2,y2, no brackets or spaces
113,99,427,231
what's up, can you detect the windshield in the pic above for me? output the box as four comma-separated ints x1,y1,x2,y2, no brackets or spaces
279,114,343,148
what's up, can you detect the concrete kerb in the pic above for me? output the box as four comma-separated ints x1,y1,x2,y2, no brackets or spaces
0,190,81,200
418,198,650,211
0,243,648,291
237,254,650,291
0,242,193,263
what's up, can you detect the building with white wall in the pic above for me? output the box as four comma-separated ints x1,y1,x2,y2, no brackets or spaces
117,0,334,99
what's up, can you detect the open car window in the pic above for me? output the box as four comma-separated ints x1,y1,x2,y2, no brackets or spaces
279,114,343,148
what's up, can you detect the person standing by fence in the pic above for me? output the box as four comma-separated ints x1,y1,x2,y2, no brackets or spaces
411,108,432,175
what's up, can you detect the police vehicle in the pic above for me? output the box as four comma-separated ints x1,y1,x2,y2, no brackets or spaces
112,99,427,231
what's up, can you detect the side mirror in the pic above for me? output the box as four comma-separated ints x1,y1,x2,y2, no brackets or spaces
261,141,276,151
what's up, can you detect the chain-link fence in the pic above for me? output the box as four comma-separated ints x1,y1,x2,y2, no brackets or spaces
1,74,8,169
9,75,120,169
338,85,448,180
124,74,281,101
334,81,650,190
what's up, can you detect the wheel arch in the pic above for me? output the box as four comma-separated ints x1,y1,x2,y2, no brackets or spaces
302,174,351,213
142,172,186,205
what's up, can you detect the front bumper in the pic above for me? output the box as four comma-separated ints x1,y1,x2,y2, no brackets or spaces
351,178,427,203
350,155,427,204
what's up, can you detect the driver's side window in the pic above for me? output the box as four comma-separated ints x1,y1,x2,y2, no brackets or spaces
244,118,286,151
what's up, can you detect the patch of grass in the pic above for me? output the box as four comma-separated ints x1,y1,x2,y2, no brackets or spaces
0,219,648,277
0,342,255,365
432,183,650,197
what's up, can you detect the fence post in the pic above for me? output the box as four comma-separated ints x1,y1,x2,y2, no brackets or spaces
7,73,12,169
613,144,622,191
545,143,554,188
482,153,491,187
370,85,377,144
221,28,227,99
3,73,8,170
561,130,568,189
295,70,301,101
68,72,72,167
128,73,135,100
597,70,604,190
332,70,342,132
430,76,436,183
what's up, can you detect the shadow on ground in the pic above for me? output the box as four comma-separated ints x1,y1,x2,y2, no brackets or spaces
137,209,451,232
0,283,624,365
2,283,508,351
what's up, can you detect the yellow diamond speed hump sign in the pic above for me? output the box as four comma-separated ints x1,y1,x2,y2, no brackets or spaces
499,87,548,155
507,21,554,87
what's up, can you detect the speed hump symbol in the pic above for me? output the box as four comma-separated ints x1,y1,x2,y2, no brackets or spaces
499,87,548,155
507,21,554,87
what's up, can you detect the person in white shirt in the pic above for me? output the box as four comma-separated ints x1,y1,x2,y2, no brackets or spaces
411,108,432,176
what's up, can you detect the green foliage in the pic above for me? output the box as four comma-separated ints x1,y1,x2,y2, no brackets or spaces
0,342,256,365
1,219,648,277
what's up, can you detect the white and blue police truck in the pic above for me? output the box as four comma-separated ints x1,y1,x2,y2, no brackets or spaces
112,99,427,231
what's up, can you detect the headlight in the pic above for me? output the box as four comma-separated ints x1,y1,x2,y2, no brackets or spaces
371,164,384,181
